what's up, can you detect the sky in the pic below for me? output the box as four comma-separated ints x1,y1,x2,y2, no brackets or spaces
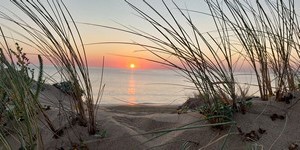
62,0,212,69
0,0,214,69
0,0,300,70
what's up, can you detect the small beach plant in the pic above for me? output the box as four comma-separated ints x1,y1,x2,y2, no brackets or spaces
53,81,84,97
0,40,44,149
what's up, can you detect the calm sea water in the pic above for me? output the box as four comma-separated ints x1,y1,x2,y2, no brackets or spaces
37,65,271,105
39,66,196,105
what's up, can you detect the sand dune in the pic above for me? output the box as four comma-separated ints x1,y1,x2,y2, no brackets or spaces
15,84,300,149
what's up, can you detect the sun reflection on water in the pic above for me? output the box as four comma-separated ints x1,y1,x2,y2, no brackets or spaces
127,71,136,105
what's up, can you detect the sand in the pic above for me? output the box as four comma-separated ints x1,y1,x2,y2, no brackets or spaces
5,84,300,149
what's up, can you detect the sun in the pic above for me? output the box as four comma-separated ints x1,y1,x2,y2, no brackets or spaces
130,63,136,69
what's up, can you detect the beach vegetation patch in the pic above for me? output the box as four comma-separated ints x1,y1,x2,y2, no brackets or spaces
0,42,44,149
53,81,84,97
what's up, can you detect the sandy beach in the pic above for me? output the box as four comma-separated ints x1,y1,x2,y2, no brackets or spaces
4,83,300,150
93,98,300,150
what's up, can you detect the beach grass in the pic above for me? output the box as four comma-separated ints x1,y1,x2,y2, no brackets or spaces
0,1,105,149
120,0,242,120
113,0,300,111
0,0,300,149
4,0,104,135
206,0,299,101
79,2,300,148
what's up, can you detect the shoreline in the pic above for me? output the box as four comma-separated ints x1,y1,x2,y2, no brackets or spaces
102,104,179,114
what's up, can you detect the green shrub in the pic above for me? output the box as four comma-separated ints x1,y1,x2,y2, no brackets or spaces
53,81,84,97
198,101,233,125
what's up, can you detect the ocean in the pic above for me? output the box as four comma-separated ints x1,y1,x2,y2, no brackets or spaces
39,66,196,105
38,65,267,105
